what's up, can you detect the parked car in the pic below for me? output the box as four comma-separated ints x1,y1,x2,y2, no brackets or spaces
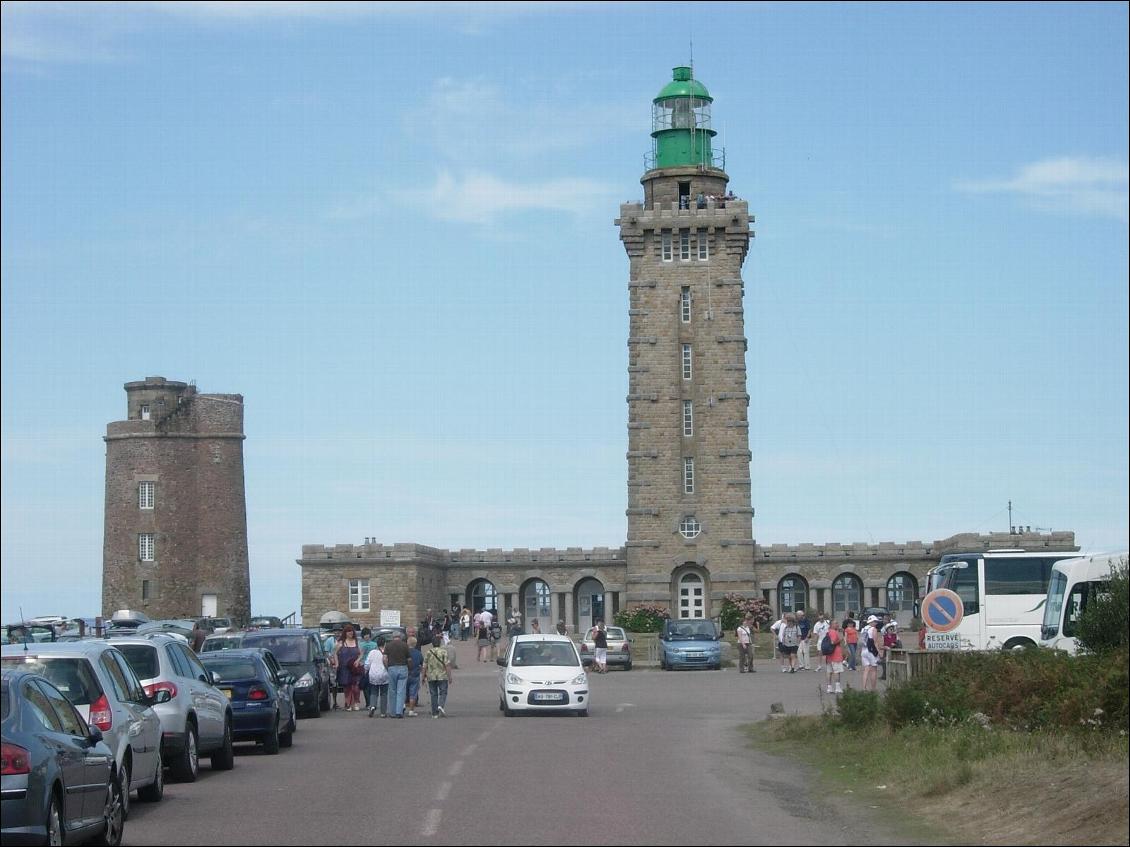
202,617,233,635
657,619,722,670
497,634,589,717
1,641,167,820
200,633,245,654
578,625,632,670
106,633,234,782
135,619,197,641
248,616,283,630
199,649,296,754
1,669,123,846
238,629,331,718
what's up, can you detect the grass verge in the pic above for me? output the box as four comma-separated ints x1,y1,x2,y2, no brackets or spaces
748,714,1129,846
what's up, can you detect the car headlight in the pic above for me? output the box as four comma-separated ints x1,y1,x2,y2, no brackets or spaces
294,672,315,688
506,672,524,685
571,673,587,685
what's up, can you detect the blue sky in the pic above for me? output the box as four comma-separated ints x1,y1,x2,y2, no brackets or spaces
2,2,1127,623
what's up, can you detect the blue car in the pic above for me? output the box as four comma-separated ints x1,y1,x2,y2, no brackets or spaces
657,619,723,670
200,649,295,755
1,669,123,845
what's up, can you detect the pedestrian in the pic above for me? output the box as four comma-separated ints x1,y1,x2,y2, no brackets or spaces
460,607,471,641
405,636,423,717
811,612,830,673
778,614,801,672
823,619,845,695
422,634,453,718
530,618,541,634
861,615,882,691
333,625,364,711
795,610,812,671
736,616,756,673
384,631,412,717
592,621,609,673
190,620,207,653
365,636,390,717
843,616,859,671
477,618,491,663
556,620,568,636
359,627,378,710
769,614,786,671
880,620,900,681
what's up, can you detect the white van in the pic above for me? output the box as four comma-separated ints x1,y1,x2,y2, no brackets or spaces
1040,552,1127,654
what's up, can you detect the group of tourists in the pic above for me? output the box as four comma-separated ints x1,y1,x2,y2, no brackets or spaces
762,610,902,694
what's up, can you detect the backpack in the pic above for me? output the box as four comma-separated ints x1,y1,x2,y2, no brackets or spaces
820,632,836,656
865,628,879,656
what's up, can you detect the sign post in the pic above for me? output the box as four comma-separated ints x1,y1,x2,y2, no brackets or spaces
920,588,964,650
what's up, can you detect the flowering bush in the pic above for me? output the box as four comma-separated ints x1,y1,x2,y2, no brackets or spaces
719,594,774,632
614,603,670,633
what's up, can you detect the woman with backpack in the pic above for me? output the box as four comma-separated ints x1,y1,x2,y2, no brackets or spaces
860,615,882,691
822,619,845,695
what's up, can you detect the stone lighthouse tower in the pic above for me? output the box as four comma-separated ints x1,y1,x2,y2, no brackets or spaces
102,376,251,623
616,67,756,619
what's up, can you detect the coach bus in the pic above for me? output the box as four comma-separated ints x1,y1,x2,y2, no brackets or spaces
1040,552,1126,655
932,549,1084,650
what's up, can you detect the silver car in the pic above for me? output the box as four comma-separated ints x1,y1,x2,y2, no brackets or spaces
579,626,633,670
107,633,234,782
1,641,166,821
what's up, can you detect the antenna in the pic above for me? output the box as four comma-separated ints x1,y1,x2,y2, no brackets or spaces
1008,499,1013,534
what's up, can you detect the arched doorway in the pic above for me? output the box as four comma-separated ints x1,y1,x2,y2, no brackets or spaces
778,574,808,616
831,573,863,618
467,579,498,618
886,571,918,626
575,578,604,634
677,570,706,619
521,579,552,635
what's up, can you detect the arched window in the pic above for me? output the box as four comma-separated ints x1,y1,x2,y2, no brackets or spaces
470,580,497,616
778,574,808,615
678,571,705,619
523,580,551,622
831,573,863,617
887,572,918,617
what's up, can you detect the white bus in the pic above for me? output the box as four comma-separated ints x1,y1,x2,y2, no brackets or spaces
1040,552,1127,655
932,550,1083,650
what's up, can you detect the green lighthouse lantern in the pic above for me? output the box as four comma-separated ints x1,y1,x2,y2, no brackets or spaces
650,66,719,170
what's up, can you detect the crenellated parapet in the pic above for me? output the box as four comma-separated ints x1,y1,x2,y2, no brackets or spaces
298,542,627,566
756,531,1077,561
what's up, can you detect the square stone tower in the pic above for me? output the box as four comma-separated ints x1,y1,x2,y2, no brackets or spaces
616,67,756,619
102,376,251,623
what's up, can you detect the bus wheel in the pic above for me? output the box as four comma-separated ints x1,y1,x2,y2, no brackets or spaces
1003,638,1036,651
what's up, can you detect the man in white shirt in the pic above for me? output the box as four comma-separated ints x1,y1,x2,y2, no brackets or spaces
812,613,831,672
736,616,756,673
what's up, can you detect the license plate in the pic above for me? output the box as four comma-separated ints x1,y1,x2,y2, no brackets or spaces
222,689,232,699
533,692,563,702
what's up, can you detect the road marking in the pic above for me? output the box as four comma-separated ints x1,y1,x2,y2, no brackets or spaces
476,729,492,743
436,780,452,802
462,744,477,756
421,808,442,837
615,703,636,713
448,760,463,778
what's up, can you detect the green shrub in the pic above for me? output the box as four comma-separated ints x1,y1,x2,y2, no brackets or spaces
613,603,670,633
884,684,928,730
718,594,775,632
836,688,881,731
1075,558,1129,655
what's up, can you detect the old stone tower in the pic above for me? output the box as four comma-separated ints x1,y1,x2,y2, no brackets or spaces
616,67,757,618
102,376,251,623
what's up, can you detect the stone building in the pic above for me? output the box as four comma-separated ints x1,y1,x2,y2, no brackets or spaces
298,67,1076,631
102,376,251,623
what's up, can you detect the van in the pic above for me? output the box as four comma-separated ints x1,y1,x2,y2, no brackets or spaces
657,619,722,670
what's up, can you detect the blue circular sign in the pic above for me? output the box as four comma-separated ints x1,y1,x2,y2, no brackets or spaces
921,589,964,632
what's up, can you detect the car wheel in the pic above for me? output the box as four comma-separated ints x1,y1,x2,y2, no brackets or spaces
319,683,331,712
91,774,125,846
503,702,515,717
576,709,588,717
280,712,294,748
498,697,504,712
210,717,234,771
171,722,198,782
624,660,633,671
137,754,164,803
45,791,63,846
262,714,281,755
118,760,131,821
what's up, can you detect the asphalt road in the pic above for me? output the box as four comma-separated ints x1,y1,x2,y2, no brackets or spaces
125,653,915,845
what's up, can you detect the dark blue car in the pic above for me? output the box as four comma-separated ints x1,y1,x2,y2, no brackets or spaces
1,669,123,845
200,650,295,755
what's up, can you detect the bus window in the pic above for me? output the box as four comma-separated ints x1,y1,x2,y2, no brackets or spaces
1063,580,1110,638
985,557,1053,595
949,564,980,614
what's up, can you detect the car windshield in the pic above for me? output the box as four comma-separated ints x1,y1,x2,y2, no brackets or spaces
5,624,56,643
512,643,579,668
242,635,309,663
0,656,101,706
115,644,160,680
201,659,259,681
201,636,243,652
667,621,717,640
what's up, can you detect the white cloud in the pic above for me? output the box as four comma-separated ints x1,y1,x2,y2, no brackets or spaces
956,157,1129,222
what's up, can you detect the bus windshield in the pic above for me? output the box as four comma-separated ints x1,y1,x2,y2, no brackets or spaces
1042,570,1068,639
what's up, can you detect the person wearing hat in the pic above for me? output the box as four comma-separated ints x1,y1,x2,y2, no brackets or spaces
860,615,882,691
555,620,568,636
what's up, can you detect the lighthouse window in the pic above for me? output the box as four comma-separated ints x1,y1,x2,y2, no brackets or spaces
683,400,693,437
684,457,695,494
139,405,150,421
682,344,692,380
139,481,155,510
697,229,709,261
680,287,691,322
661,232,673,262
679,230,691,261
139,533,155,562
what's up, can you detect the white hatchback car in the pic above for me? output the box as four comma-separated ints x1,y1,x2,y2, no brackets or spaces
497,634,590,717
1,641,167,821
